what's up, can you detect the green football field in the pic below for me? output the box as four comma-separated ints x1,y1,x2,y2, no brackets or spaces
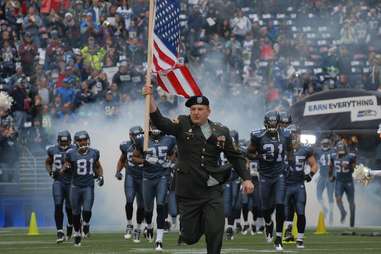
1,228,381,254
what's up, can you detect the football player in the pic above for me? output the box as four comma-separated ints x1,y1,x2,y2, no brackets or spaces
63,131,104,246
247,111,293,251
315,138,335,224
115,126,145,242
329,141,356,229
132,126,176,251
223,130,243,240
45,130,75,243
284,125,318,248
242,149,263,235
164,149,177,232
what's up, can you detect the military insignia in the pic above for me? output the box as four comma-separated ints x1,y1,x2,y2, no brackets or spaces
216,135,226,149
188,129,192,133
197,97,203,103
171,117,180,124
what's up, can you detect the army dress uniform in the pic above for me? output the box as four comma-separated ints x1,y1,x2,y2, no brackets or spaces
150,96,251,254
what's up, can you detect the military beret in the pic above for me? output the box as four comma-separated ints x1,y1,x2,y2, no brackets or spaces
185,95,209,108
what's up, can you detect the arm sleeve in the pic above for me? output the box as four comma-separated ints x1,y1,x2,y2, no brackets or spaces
150,109,181,137
95,150,100,161
223,128,251,181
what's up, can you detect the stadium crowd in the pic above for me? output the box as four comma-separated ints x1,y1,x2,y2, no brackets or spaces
0,0,381,182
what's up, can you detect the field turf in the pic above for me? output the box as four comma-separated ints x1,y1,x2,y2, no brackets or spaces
1,228,381,253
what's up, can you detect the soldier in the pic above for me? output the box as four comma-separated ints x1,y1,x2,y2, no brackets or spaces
63,130,104,247
45,130,75,243
143,84,254,254
115,126,145,242
247,111,293,251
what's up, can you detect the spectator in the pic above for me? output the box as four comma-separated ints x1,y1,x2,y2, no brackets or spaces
230,9,252,42
56,77,76,109
80,36,106,71
22,6,42,47
18,32,38,76
116,0,134,30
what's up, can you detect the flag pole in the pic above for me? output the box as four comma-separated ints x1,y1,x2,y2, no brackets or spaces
144,0,155,151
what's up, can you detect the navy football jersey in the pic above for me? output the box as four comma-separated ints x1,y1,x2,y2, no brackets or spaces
315,148,333,178
287,145,314,184
137,135,176,179
120,141,143,178
66,148,100,187
46,144,76,184
330,152,356,182
250,128,292,178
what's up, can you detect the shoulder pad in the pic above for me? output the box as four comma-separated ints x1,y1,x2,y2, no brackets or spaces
251,128,266,137
46,144,54,152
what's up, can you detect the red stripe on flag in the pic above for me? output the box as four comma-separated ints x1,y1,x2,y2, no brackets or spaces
152,56,163,72
157,74,170,93
153,41,176,66
166,71,190,98
179,66,202,96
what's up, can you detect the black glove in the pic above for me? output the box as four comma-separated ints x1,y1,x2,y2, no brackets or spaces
115,172,123,180
304,173,312,182
329,175,336,182
49,170,59,180
97,176,104,186
304,171,315,182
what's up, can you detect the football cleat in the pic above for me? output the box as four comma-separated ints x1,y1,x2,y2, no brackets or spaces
56,230,65,243
155,241,163,251
66,225,73,240
163,221,170,233
83,224,90,238
296,239,304,249
74,233,81,247
265,222,274,243
225,227,234,240
242,224,250,235
251,224,257,235
124,224,133,239
274,236,284,251
144,228,154,242
284,225,294,242
258,225,265,234
132,229,141,243
177,234,184,246
235,223,242,234
340,210,347,224
171,222,177,232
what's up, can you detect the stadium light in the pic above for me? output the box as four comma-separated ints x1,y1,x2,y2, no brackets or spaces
300,134,316,145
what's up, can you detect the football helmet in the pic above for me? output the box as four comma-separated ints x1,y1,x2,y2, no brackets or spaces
264,111,280,134
57,130,71,150
74,130,90,152
149,124,162,140
279,112,292,128
320,138,331,151
287,124,301,148
336,141,347,155
129,126,143,143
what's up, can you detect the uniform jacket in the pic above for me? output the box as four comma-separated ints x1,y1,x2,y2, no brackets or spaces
150,109,250,198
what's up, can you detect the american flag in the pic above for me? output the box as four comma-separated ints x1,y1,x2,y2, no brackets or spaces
153,0,202,98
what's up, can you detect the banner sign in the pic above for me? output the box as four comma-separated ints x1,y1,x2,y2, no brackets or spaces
303,96,381,122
